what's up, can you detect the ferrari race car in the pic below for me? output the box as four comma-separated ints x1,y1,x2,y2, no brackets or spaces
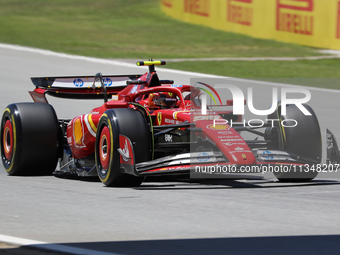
1,61,326,186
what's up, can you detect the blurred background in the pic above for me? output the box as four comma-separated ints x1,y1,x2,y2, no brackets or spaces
0,0,339,88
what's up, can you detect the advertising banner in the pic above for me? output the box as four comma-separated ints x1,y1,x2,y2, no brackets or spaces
161,0,340,50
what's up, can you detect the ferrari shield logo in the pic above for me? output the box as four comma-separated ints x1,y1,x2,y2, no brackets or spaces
157,112,162,125
207,124,230,130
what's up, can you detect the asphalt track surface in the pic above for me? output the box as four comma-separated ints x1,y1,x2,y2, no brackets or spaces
1,44,340,255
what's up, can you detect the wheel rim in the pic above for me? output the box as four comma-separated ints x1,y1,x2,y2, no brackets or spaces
3,120,13,160
99,126,111,173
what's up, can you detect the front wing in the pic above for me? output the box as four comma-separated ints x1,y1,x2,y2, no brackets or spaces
119,136,317,177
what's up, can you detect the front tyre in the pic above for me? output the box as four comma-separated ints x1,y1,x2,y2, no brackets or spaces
1,103,60,175
273,104,321,182
95,108,150,187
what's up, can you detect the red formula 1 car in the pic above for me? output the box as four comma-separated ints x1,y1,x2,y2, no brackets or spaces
1,61,323,186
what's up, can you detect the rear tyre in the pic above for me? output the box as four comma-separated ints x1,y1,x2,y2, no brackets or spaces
271,104,321,182
95,108,150,187
1,103,60,175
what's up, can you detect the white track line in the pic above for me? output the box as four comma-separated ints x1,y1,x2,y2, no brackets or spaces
166,56,340,62
0,43,218,78
0,234,123,255
0,42,339,94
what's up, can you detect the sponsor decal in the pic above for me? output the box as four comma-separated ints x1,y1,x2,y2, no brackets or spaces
337,1,340,39
198,152,210,162
262,150,274,160
73,117,85,148
130,85,138,94
103,77,112,86
73,78,84,87
221,139,244,142
224,142,247,146
153,166,191,172
74,118,82,145
165,134,173,142
230,150,251,154
207,124,230,130
165,118,175,124
276,0,314,35
157,112,162,125
234,147,245,151
193,115,221,121
67,137,72,144
227,0,253,26
171,84,183,87
168,166,190,170
184,0,210,17
218,131,233,134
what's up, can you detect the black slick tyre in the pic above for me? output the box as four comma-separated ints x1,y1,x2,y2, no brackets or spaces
1,103,60,175
95,108,150,187
272,104,321,182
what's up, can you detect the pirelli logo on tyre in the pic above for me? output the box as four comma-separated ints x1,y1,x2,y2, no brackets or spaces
276,0,314,35
227,0,253,26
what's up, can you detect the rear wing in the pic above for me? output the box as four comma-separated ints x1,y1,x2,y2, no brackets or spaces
29,60,168,103
30,74,142,102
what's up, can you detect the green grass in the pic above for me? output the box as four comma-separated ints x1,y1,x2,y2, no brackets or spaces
167,59,340,89
0,0,339,86
0,0,324,58
167,59,340,78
